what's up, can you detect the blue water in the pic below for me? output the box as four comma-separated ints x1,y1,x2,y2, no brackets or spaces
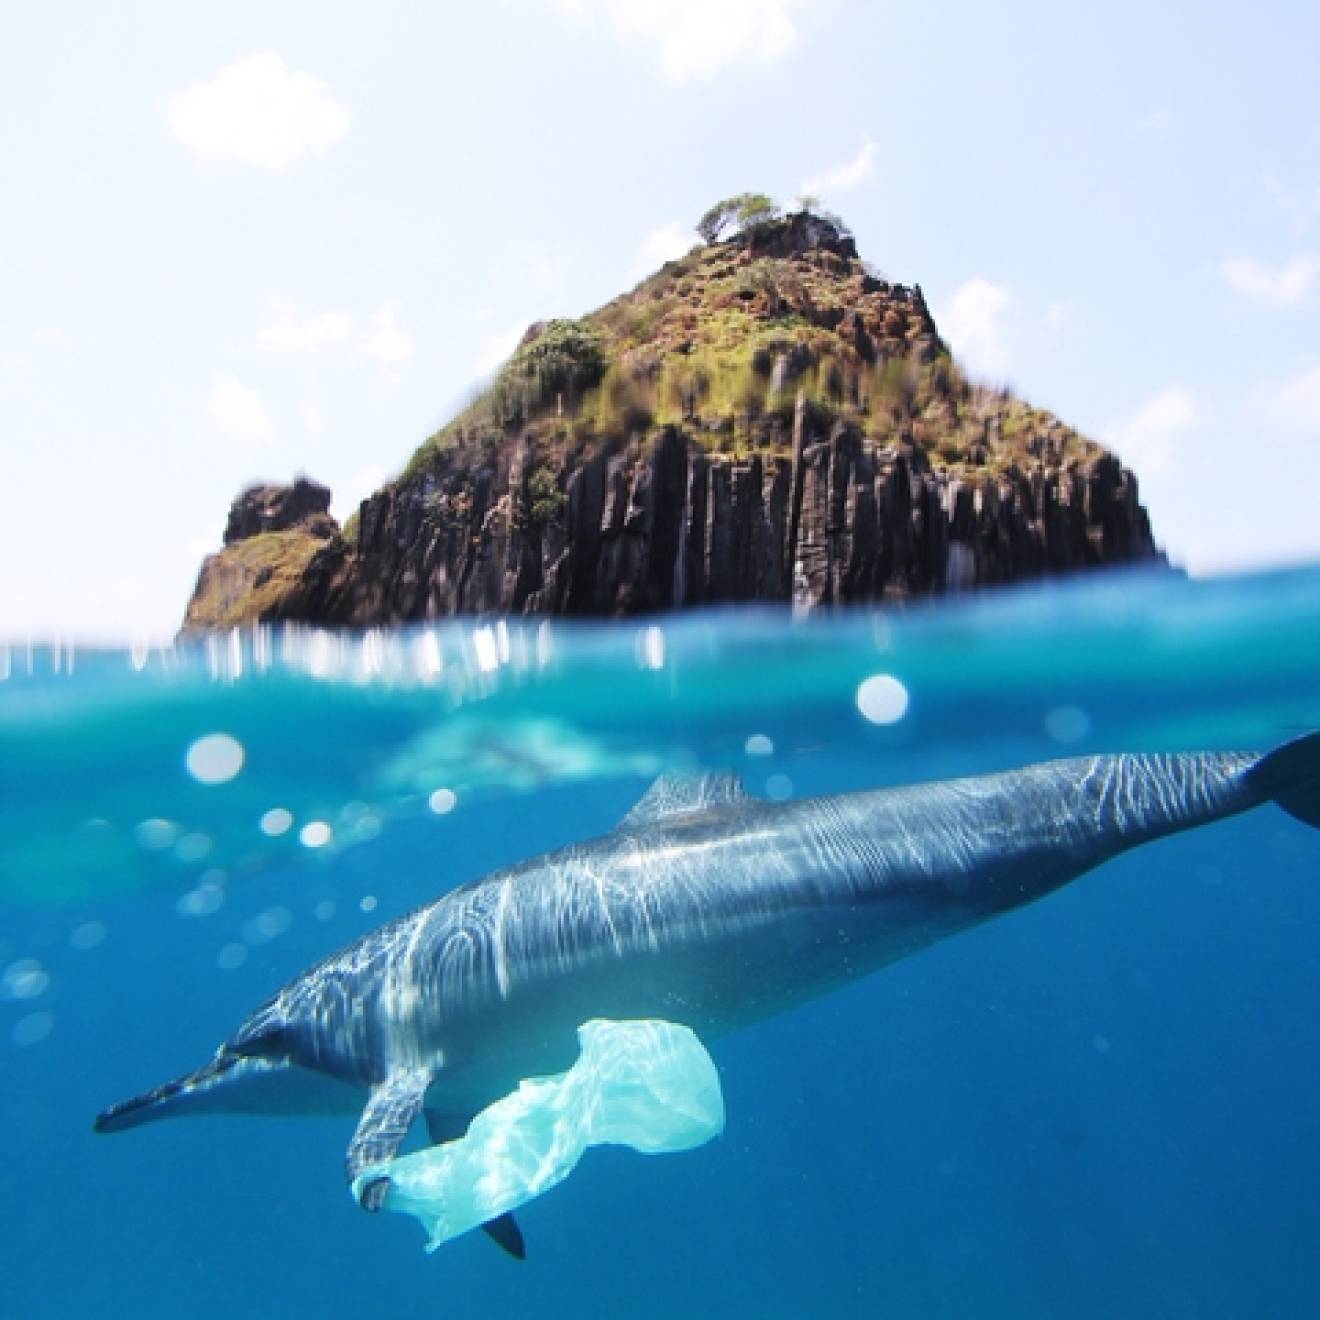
4,568,1320,1318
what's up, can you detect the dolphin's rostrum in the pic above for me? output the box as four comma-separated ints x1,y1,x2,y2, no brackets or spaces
96,735,1320,1241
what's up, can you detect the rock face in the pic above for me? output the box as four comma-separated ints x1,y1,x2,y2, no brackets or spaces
183,479,340,630
223,477,336,544
246,418,1157,625
181,211,1164,629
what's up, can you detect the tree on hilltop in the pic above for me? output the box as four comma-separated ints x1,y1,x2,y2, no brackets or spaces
696,192,783,244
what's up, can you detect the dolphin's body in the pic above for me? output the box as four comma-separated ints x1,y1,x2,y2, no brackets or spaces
96,735,1320,1232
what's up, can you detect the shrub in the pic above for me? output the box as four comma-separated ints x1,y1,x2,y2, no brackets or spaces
696,192,783,243
607,370,655,434
527,466,565,525
512,319,606,395
494,319,607,423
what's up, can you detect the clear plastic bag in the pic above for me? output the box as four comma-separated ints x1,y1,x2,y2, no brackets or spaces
353,1019,725,1251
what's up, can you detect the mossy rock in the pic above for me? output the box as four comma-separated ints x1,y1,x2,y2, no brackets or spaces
183,530,330,630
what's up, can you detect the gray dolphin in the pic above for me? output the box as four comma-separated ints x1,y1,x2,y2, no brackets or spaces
96,734,1320,1246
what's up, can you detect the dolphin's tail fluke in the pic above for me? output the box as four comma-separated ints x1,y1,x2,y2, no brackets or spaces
1247,732,1320,828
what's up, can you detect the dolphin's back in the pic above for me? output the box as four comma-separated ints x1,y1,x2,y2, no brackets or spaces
403,748,1271,1017
377,749,1263,1090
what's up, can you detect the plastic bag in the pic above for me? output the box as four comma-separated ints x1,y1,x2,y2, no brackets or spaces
353,1018,724,1251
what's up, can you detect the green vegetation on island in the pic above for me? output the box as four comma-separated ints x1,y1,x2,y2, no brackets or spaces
401,200,1103,500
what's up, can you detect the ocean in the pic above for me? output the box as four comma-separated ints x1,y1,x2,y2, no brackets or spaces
3,566,1320,1319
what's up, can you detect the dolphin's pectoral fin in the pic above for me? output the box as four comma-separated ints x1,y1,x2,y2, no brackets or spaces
481,1212,527,1260
346,1068,431,1211
358,1175,392,1213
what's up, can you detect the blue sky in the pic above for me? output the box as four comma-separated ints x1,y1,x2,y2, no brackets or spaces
3,0,1319,641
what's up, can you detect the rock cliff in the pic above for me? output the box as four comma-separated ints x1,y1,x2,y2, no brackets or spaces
184,210,1161,630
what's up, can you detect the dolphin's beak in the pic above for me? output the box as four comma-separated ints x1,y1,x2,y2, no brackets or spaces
93,1051,284,1132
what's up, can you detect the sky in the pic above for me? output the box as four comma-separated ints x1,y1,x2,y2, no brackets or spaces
3,0,1319,642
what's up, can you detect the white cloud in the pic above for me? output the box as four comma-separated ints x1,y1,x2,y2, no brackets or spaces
938,277,1014,377
358,301,415,372
256,300,354,352
30,327,71,348
554,0,805,82
1106,385,1201,477
209,372,275,447
254,298,413,374
801,137,877,197
630,222,696,281
475,318,530,375
1260,364,1320,436
1,351,36,372
1221,254,1320,308
164,52,351,170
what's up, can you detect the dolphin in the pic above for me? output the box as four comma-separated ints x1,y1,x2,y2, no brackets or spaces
95,734,1320,1247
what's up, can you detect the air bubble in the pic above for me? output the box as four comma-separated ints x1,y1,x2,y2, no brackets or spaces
216,943,248,971
175,832,213,863
70,921,108,951
300,821,332,849
135,818,180,851
2,959,50,1000
12,1012,55,1046
260,807,294,837
243,906,292,945
1044,705,1091,744
185,733,245,785
176,883,224,918
856,674,909,725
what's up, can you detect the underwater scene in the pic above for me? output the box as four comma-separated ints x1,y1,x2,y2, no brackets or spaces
4,567,1320,1319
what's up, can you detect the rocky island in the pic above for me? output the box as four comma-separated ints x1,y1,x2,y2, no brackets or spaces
184,199,1161,630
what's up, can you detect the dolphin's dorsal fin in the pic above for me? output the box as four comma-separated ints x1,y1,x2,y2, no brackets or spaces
621,772,749,828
